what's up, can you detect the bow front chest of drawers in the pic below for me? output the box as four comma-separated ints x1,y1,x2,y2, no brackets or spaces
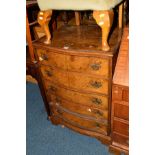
33,25,122,146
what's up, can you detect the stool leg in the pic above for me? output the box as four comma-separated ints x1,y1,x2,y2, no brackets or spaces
118,3,123,28
75,11,80,26
93,10,114,51
38,10,52,44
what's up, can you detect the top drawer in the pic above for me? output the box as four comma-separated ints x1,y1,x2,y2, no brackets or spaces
35,49,67,69
36,49,109,77
67,55,109,78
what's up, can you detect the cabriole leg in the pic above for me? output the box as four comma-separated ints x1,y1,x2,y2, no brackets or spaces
75,11,80,26
38,10,52,44
93,10,114,51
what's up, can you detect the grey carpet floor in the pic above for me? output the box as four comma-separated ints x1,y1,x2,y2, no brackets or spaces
26,82,113,155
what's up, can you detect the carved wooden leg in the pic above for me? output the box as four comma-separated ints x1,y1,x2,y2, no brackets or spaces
75,11,80,26
62,11,68,25
93,10,114,51
38,10,52,44
118,3,123,28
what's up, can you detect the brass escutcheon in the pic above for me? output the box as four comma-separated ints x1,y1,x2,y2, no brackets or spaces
45,70,52,77
41,53,48,60
90,81,102,88
90,63,101,70
91,97,102,105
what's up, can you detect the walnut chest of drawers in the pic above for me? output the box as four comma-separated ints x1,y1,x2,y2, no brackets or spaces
110,27,129,154
33,25,122,145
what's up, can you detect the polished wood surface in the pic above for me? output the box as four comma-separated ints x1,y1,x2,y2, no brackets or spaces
68,72,109,94
113,27,129,87
44,81,109,110
50,95,108,120
51,102,108,134
113,118,129,136
34,24,121,54
50,114,111,144
114,102,129,120
40,65,68,87
36,48,110,77
112,133,129,146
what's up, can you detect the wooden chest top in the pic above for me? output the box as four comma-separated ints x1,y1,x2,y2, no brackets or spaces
33,25,122,57
113,27,129,87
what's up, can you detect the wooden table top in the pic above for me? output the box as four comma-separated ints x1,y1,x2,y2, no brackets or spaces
113,27,129,87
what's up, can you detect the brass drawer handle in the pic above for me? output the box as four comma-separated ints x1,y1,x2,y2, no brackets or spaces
57,109,63,115
39,54,48,61
93,110,103,116
95,122,101,128
90,81,102,88
87,108,103,117
41,53,48,60
49,101,54,106
48,86,57,91
91,97,102,105
90,63,101,70
45,70,52,77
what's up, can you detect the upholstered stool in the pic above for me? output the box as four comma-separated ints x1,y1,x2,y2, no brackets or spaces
37,0,123,51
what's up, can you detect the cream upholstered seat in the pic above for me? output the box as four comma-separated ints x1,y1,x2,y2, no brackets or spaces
37,0,123,51
37,0,122,11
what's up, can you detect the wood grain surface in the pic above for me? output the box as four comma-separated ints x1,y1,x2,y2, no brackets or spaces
113,27,129,87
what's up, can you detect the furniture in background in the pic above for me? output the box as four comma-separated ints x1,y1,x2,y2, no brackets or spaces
26,0,43,84
26,1,52,116
26,0,39,85
37,0,123,51
110,27,129,154
26,0,54,80
26,0,40,63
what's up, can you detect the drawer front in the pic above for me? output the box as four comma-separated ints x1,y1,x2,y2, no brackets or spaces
112,86,123,101
113,85,129,102
36,49,67,69
40,65,68,87
68,72,109,95
122,89,129,102
54,97,108,121
114,102,129,120
113,133,129,146
53,104,108,134
113,119,129,136
44,81,109,110
67,55,109,77
36,49,109,77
